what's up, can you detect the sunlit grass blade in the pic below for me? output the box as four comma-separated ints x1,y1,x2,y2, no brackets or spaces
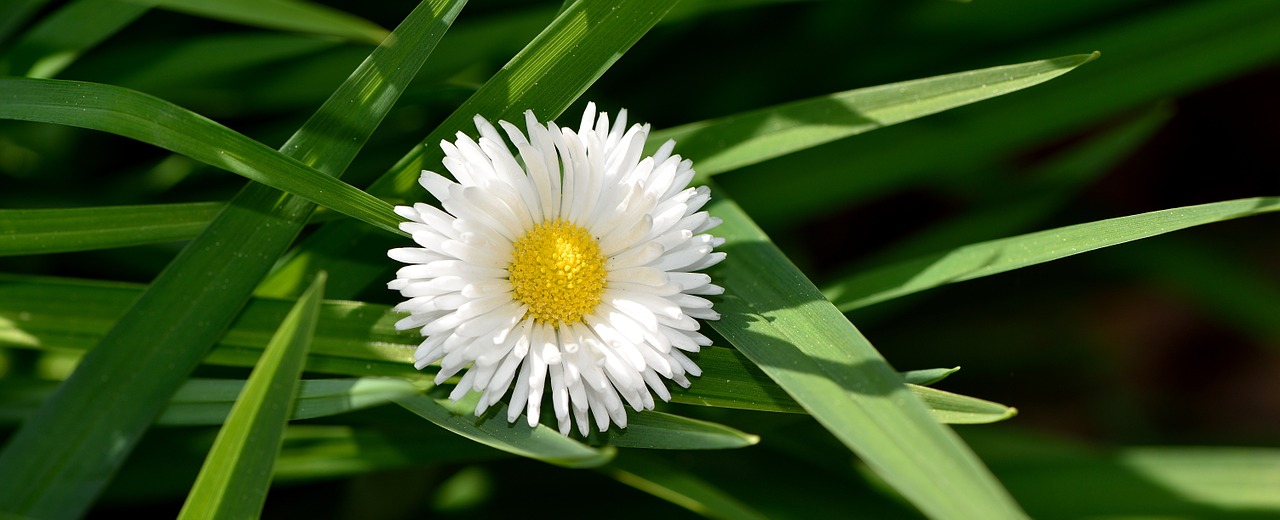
825,197,1280,312
0,78,401,235
176,273,324,520
901,367,960,386
585,411,759,450
145,0,388,44
1,377,421,426
604,452,769,520
394,393,614,469
0,0,149,78
0,202,221,256
0,3,464,516
652,53,1098,178
0,273,1016,424
261,0,684,299
912,385,1016,425
706,187,1025,518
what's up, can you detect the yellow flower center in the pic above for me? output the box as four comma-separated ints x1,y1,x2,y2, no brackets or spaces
508,219,607,326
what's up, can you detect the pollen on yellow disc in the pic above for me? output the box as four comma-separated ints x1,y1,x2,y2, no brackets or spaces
508,218,607,326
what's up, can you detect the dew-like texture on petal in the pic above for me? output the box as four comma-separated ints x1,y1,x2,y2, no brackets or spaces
388,103,722,435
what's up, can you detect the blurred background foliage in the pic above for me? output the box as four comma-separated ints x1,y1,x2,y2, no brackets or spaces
1,0,1278,518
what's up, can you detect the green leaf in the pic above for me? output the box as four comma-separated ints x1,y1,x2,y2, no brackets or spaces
259,0,685,299
911,385,1016,425
651,53,1099,178
825,197,1280,312
706,188,1025,518
0,0,149,78
0,3,464,516
137,0,389,44
604,452,770,520
0,78,402,236
0,274,1015,425
901,367,961,386
394,393,614,469
177,272,324,520
585,411,760,450
0,202,222,256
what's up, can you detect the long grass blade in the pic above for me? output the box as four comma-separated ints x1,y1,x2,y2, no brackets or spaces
176,273,324,520
0,203,222,256
143,0,388,44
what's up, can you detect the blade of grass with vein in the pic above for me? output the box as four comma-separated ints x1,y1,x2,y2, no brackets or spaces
0,274,1015,423
0,273,1016,424
140,0,389,44
394,393,614,469
706,187,1025,518
0,2,464,516
176,273,323,520
259,0,683,299
585,411,759,450
0,0,149,78
0,202,222,256
825,197,1280,312
0,78,401,235
651,53,1098,178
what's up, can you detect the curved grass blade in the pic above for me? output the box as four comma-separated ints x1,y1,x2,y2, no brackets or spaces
176,273,324,520
394,393,613,469
0,78,401,235
585,411,759,450
0,202,222,256
912,385,1016,425
142,0,389,44
259,0,684,299
825,197,1280,312
604,452,769,520
0,274,1014,424
651,53,1099,178
706,188,1026,518
0,3,465,516
0,0,149,78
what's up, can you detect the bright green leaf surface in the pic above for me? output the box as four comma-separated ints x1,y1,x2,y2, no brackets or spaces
138,0,389,44
0,78,402,235
705,189,1025,518
0,3,463,517
825,197,1280,311
0,273,1015,425
394,393,614,469
0,202,221,256
177,273,324,520
652,53,1098,178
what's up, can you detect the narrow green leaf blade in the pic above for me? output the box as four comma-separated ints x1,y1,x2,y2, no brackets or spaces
651,53,1098,177
911,385,1017,425
0,203,222,256
585,411,759,450
177,273,324,520
142,0,389,44
707,188,1026,518
826,197,1280,311
0,78,402,236
394,393,613,469
0,0,149,78
605,452,770,520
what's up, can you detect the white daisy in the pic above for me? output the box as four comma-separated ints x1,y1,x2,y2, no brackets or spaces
388,103,725,436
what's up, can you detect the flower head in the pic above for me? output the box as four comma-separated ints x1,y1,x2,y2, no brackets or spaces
388,103,724,436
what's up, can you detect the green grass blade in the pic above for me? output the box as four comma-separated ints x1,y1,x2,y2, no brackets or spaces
605,452,770,520
143,0,389,44
0,3,463,516
706,187,1025,518
585,412,759,450
260,0,683,299
0,78,401,235
0,0,48,43
652,53,1098,178
394,393,614,469
0,274,1015,424
0,202,222,256
911,385,1017,425
176,273,324,520
0,0,149,78
826,197,1280,311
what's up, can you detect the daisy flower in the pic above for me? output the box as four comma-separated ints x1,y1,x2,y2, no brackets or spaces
388,103,725,436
